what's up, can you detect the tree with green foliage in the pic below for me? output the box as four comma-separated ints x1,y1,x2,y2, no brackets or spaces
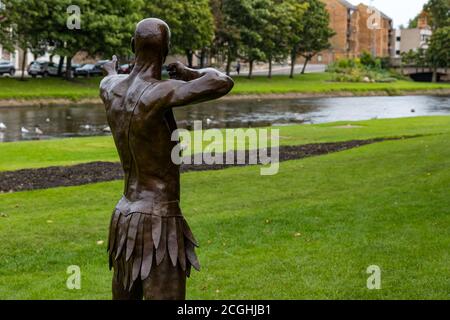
144,0,214,67
0,0,13,52
0,0,51,80
401,50,418,68
46,0,143,79
177,0,215,67
408,15,419,29
415,48,429,71
260,0,307,78
427,26,450,82
259,0,282,78
296,0,334,75
424,0,450,29
400,49,428,72
210,0,241,75
281,0,309,78
224,0,272,79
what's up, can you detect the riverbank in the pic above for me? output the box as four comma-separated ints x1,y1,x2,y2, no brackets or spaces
1,116,449,299
1,88,450,108
0,73,449,107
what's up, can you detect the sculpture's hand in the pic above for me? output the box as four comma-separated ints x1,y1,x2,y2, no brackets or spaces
103,55,118,76
167,62,196,81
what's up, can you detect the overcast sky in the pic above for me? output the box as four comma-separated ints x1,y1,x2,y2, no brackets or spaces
347,0,428,28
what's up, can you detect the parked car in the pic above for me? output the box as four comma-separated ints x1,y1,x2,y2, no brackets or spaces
27,60,82,78
118,64,132,74
49,63,83,77
0,60,16,76
96,60,110,68
47,62,64,76
74,64,104,77
28,61,50,77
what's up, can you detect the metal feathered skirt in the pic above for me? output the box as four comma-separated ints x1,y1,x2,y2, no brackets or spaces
107,198,200,291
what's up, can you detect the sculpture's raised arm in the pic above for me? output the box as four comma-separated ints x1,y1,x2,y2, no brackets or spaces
164,61,234,108
99,56,125,105
103,55,118,76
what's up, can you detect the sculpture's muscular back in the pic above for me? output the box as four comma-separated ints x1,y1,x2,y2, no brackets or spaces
102,75,180,204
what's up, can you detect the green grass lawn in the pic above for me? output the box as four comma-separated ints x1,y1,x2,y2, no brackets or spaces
1,116,450,172
0,116,449,300
0,121,449,299
232,73,450,95
0,77,99,101
0,73,449,101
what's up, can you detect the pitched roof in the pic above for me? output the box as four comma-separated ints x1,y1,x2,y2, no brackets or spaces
357,3,393,21
339,0,357,10
379,10,392,21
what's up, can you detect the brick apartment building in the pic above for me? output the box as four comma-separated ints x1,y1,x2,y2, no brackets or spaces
356,3,394,58
306,0,394,65
313,0,359,64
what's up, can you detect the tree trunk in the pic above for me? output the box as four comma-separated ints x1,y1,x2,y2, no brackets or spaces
225,49,232,76
200,49,206,68
248,60,254,79
268,56,272,79
57,56,65,77
432,67,438,83
65,56,73,80
301,56,310,74
186,49,193,68
20,47,27,81
226,56,232,76
290,49,297,79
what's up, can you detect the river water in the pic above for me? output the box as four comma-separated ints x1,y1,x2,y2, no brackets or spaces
0,95,449,142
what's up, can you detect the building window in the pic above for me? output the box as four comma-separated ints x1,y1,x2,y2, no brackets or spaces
421,35,430,42
396,50,401,55
318,55,323,62
396,36,401,41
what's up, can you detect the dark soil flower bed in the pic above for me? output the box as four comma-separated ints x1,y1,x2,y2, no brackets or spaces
0,138,395,193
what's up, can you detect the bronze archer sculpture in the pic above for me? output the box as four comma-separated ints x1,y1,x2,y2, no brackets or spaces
100,18,234,300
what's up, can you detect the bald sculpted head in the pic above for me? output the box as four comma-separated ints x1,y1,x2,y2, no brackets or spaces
132,18,171,63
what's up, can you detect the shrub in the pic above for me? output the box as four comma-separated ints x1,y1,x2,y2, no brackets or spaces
360,51,377,68
328,55,397,83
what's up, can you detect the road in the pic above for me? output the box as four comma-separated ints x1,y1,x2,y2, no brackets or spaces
229,64,326,76
4,64,327,79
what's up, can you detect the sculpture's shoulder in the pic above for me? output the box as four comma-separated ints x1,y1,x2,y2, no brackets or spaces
139,79,180,109
99,75,129,104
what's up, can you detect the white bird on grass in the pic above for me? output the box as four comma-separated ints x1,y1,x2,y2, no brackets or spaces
35,127,44,135
21,127,30,134
0,122,6,130
102,126,111,133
